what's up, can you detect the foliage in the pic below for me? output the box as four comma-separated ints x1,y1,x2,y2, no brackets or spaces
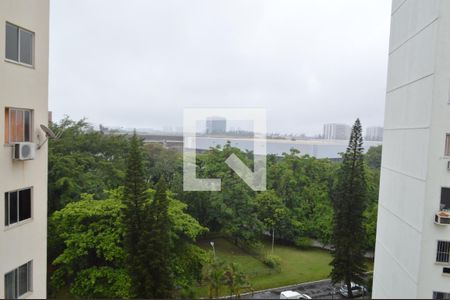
50,190,207,298
256,190,288,253
294,237,314,249
139,179,174,298
364,202,378,250
49,197,131,298
365,145,382,169
144,143,183,191
222,262,251,298
202,256,227,299
122,132,149,298
48,117,129,214
184,143,264,246
330,119,368,298
262,254,282,270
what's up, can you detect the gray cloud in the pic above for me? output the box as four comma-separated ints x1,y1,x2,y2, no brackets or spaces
49,0,391,135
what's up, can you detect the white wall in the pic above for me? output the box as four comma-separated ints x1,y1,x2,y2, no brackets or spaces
374,0,450,298
0,0,49,298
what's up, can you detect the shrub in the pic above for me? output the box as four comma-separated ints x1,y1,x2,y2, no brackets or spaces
295,236,313,249
262,254,281,270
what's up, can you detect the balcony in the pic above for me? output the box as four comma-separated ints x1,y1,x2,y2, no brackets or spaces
435,211,450,225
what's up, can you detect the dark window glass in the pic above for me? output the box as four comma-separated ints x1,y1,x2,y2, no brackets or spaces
5,23,18,61
5,192,9,226
19,29,32,65
9,191,18,224
24,111,31,142
4,270,16,299
443,267,450,274
19,189,31,221
441,188,450,210
18,263,28,296
433,291,450,299
27,261,32,291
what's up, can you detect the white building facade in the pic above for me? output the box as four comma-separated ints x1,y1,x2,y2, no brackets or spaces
0,0,49,298
373,0,450,298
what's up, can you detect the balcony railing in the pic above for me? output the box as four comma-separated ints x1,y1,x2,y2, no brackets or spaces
435,211,450,225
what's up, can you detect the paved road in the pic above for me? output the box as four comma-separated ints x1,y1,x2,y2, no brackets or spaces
239,279,370,299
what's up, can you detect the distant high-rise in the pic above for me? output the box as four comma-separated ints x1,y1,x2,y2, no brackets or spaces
206,117,226,134
365,126,384,141
322,123,351,140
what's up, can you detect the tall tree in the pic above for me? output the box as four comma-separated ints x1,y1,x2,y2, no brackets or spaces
330,119,368,298
140,178,174,298
122,132,148,297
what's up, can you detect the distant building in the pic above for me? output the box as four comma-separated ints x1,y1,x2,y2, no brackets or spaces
365,126,384,141
206,117,226,134
322,123,351,140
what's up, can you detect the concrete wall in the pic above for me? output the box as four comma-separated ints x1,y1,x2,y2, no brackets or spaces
0,0,49,298
373,0,450,298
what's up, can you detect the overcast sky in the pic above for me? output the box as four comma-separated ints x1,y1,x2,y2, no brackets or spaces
49,0,391,135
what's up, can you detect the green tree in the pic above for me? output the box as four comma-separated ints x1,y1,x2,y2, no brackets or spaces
365,145,382,169
122,132,149,298
48,117,129,214
49,195,132,298
140,178,174,298
50,189,206,298
256,190,288,254
202,256,226,299
330,119,368,298
222,263,251,299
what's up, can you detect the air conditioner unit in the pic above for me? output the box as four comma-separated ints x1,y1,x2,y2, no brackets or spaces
12,142,36,160
448,161,450,170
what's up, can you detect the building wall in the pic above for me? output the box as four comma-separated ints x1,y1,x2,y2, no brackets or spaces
373,0,450,298
0,0,49,298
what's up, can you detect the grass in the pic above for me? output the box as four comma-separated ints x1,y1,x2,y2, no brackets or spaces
195,238,334,297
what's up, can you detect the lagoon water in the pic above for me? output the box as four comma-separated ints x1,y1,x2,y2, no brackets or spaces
192,137,381,159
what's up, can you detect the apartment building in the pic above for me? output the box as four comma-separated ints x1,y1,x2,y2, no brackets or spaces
322,123,351,140
0,0,49,298
365,126,384,142
373,0,450,298
206,116,226,134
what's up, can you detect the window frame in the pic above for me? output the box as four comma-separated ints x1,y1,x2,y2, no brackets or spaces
436,240,450,264
4,261,32,299
440,187,450,211
5,107,33,145
445,134,450,157
4,187,33,228
5,22,34,67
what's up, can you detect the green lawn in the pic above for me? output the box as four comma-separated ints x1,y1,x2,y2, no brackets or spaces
196,238,334,297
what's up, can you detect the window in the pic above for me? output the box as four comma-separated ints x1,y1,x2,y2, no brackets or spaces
446,135,450,156
434,291,450,299
441,188,450,211
443,267,450,275
4,108,32,144
5,23,33,65
4,188,32,226
4,261,32,299
436,241,450,263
